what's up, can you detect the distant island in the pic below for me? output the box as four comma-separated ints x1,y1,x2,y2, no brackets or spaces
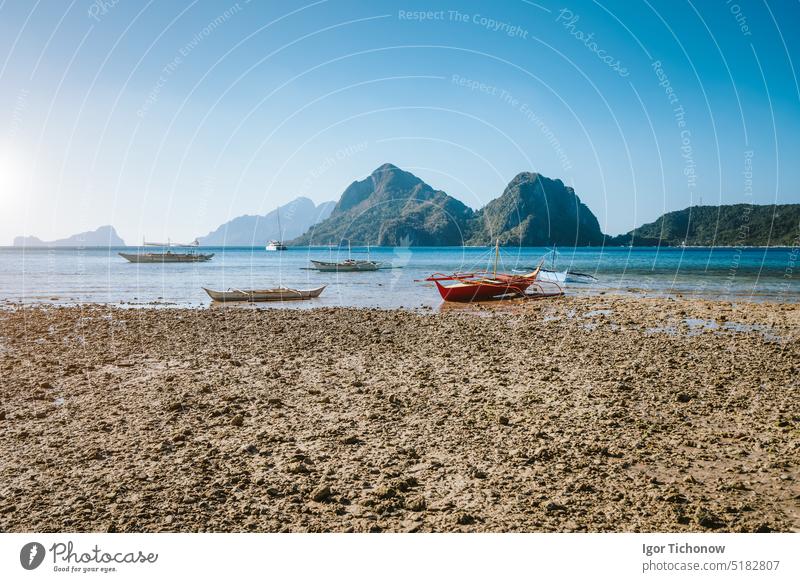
197,197,335,246
608,204,800,247
13,225,125,247
13,167,799,248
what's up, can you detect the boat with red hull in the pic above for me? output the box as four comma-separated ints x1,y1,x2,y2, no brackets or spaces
426,271,540,302
424,241,563,302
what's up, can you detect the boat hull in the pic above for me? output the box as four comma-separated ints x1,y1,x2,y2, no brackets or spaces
310,260,380,272
203,285,326,302
432,279,531,302
119,252,214,263
538,269,597,284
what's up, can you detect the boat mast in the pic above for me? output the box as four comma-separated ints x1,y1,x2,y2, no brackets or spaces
276,206,282,243
493,239,499,278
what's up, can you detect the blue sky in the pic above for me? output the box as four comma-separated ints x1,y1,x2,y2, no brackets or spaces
0,0,798,244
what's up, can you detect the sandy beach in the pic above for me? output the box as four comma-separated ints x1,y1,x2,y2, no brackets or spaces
0,296,797,532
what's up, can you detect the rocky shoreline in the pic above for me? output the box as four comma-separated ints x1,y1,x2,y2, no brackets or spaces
0,296,797,532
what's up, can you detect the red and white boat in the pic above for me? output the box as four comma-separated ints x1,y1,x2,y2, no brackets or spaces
425,242,562,302
425,270,542,302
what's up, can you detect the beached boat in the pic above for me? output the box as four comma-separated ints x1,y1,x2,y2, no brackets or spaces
203,285,326,302
425,241,558,302
119,239,213,263
425,272,540,302
537,268,597,284
518,247,597,284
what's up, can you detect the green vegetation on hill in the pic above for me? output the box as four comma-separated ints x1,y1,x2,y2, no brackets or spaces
608,204,800,247
291,164,475,246
291,164,604,247
289,164,799,248
466,172,605,246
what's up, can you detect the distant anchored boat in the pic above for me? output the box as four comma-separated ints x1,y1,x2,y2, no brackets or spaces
309,240,381,271
119,239,214,263
265,206,288,251
309,259,380,272
203,285,326,302
265,240,288,251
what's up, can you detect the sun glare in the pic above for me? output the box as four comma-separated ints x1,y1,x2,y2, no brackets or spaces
0,147,27,204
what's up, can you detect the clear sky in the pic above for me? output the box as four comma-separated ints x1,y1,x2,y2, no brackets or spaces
0,0,798,244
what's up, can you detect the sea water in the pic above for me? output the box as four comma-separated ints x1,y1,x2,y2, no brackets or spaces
0,246,798,309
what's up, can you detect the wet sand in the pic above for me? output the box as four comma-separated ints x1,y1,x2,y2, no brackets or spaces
0,296,798,532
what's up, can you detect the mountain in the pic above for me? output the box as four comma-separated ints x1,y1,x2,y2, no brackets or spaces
467,172,605,246
291,164,604,247
13,225,125,247
608,204,800,247
290,164,476,246
197,197,335,246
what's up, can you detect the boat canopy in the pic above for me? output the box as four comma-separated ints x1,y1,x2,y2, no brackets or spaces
143,238,200,247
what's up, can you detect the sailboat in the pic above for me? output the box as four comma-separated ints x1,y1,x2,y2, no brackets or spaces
119,239,214,263
309,240,381,272
265,206,288,251
425,241,551,302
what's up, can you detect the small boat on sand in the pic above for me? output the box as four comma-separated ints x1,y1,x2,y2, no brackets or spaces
426,271,541,302
425,241,560,302
537,268,597,284
523,246,597,284
202,285,326,302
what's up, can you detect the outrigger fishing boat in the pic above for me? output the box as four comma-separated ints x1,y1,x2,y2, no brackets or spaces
119,239,213,263
516,247,597,284
309,259,380,272
309,240,381,272
425,241,561,302
537,269,597,284
203,285,326,302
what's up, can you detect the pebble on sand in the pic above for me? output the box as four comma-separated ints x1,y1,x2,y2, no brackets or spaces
310,485,332,502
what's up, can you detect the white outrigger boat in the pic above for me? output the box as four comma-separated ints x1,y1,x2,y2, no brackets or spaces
119,239,213,263
309,240,381,271
202,285,326,302
537,269,597,284
513,246,596,284
309,259,380,272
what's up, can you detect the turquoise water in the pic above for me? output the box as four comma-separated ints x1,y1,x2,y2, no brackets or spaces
0,246,798,308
